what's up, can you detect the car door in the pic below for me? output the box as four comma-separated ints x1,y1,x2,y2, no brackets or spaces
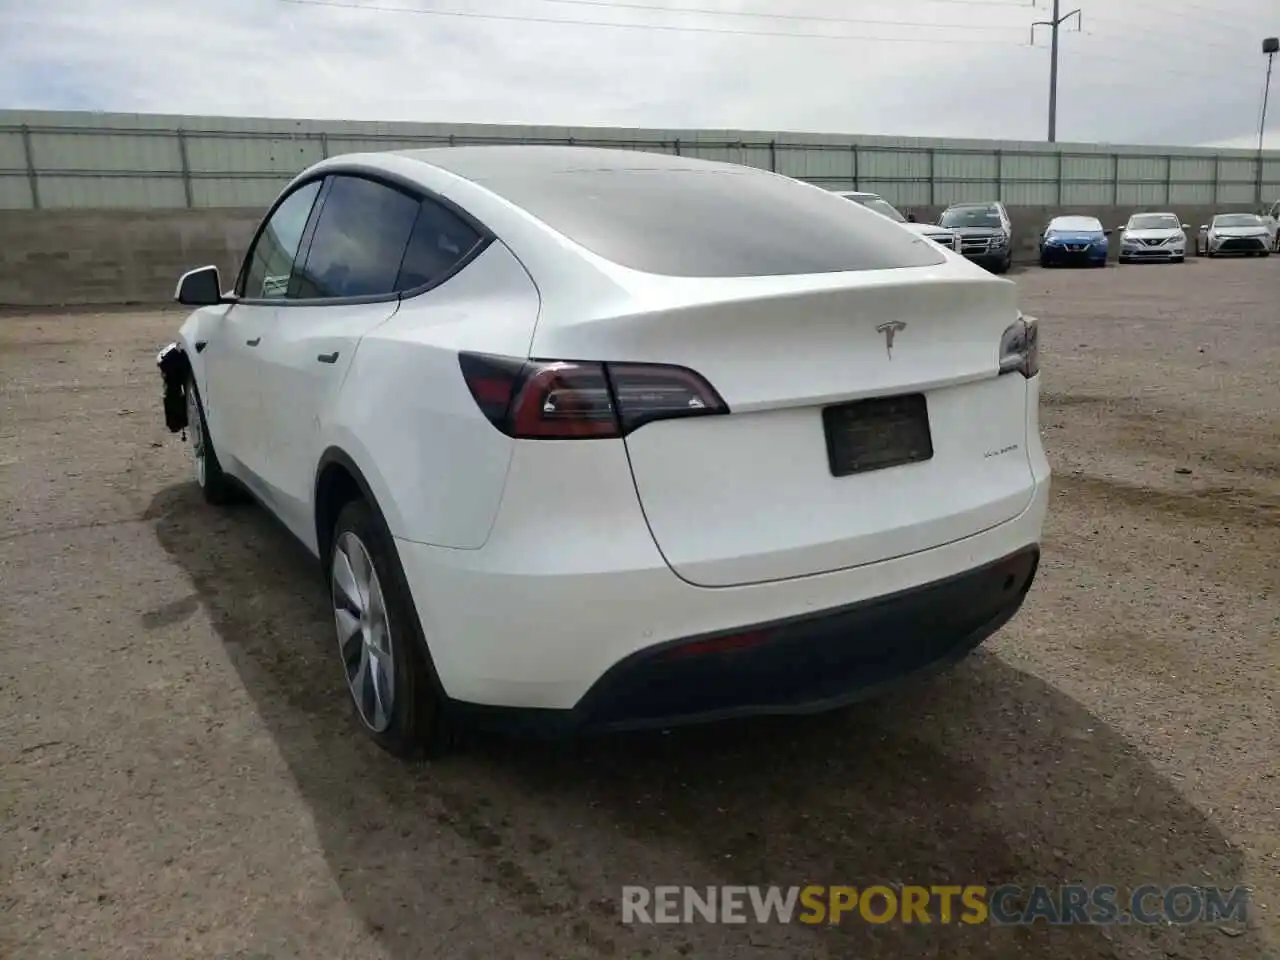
204,178,323,483
251,175,482,544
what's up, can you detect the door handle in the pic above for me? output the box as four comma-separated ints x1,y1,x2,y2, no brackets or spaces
317,351,340,364
246,337,261,347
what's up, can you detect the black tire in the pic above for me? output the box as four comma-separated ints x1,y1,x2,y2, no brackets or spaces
1173,256,1185,264
1039,256,1050,269
329,497,454,759
991,256,1011,275
186,375,237,505
1262,249,1271,258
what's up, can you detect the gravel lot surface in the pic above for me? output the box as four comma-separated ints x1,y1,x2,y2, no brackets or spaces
3,257,1278,959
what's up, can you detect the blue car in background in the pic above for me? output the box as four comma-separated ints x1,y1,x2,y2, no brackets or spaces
1038,215,1110,267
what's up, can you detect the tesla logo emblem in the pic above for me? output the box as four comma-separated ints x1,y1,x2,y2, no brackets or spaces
876,320,907,358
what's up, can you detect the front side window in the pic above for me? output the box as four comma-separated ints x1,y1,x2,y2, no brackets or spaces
241,179,323,299
294,176,421,299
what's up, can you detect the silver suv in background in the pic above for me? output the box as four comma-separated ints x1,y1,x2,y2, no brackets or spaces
1116,212,1188,263
937,202,1013,273
833,191,960,252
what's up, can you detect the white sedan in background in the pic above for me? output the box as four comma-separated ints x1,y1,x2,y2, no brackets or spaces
1197,213,1272,257
1116,212,1188,263
157,147,1049,757
832,190,961,252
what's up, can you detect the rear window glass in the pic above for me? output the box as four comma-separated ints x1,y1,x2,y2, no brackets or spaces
469,168,945,277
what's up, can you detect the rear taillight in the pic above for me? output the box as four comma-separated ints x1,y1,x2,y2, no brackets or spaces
458,352,729,439
998,315,1040,378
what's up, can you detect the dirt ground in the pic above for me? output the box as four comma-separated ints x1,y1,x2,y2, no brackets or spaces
2,258,1278,960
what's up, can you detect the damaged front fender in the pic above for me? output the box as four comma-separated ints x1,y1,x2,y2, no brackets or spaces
157,342,191,433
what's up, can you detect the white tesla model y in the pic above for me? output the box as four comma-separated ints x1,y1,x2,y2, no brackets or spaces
157,146,1050,757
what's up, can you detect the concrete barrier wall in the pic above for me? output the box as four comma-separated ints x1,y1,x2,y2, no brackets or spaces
0,208,260,307
0,202,1257,307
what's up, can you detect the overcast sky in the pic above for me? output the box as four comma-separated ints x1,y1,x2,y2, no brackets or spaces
1,0,1278,149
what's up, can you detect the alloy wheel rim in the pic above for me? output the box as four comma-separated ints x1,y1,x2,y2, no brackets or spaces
187,387,206,487
332,531,395,733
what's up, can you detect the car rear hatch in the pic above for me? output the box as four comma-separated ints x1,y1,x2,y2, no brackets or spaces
529,268,1037,587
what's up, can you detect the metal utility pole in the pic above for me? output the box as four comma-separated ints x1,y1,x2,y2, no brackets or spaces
1261,37,1278,203
1031,0,1081,143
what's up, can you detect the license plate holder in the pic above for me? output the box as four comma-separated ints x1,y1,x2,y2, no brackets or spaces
822,394,933,478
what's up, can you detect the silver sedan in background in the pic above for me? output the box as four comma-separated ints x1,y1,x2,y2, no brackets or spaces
1116,212,1188,263
1197,213,1272,258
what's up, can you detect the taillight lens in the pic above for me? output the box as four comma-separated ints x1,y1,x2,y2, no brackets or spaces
999,315,1040,378
458,352,729,439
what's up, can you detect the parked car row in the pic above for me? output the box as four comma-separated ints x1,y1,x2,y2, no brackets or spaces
835,189,1279,271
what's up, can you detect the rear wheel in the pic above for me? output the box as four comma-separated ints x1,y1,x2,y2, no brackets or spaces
329,498,453,759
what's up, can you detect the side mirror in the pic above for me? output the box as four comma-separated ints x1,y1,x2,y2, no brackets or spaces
1103,228,1112,236
1181,223,1190,230
1198,224,1208,231
175,266,224,306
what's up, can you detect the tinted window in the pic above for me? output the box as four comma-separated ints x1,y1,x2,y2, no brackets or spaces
1213,214,1262,228
940,206,1003,229
242,180,323,299
395,198,483,291
456,168,942,277
849,196,907,223
294,176,420,299
1128,214,1180,230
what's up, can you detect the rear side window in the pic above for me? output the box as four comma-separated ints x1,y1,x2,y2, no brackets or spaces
395,199,483,291
469,168,944,277
294,176,420,299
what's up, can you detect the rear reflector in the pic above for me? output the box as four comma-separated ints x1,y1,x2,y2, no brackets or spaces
659,631,770,661
458,352,729,439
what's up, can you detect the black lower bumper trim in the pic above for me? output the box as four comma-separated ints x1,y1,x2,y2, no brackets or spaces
449,546,1041,737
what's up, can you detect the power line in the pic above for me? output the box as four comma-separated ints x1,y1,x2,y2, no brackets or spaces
1077,27,1255,59
1053,46,1239,85
1103,0,1265,30
530,0,1027,34
276,0,1031,45
1082,9,1260,47
277,0,1234,91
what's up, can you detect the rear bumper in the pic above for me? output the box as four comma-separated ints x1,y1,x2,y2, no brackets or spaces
453,546,1039,735
396,417,1051,716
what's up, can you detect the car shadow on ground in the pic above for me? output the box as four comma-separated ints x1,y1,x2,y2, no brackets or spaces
146,482,1265,960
